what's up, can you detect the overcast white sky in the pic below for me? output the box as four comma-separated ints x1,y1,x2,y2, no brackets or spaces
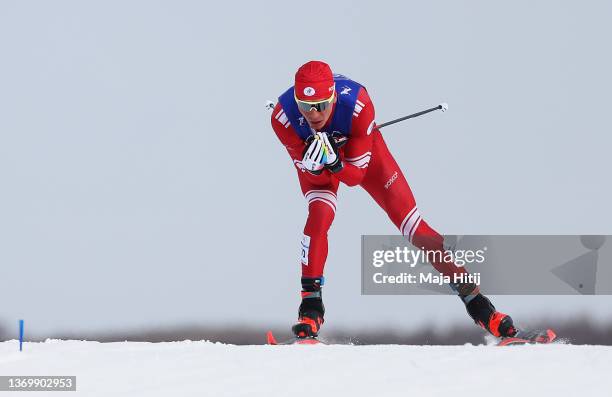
1,0,611,337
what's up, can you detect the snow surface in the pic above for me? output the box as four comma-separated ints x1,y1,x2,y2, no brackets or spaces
1,340,610,397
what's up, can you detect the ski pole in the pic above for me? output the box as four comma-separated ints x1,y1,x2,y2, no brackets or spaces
376,103,448,129
265,101,448,129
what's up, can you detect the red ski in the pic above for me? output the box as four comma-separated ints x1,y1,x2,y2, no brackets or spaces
266,331,325,345
497,329,557,346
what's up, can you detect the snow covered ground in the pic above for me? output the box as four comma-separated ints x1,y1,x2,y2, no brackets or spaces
1,340,610,397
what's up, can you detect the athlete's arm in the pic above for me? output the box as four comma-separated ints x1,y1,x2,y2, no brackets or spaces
271,103,333,185
332,88,376,186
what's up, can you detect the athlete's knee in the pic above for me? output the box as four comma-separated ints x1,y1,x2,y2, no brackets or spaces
304,205,335,235
399,207,443,250
304,190,337,235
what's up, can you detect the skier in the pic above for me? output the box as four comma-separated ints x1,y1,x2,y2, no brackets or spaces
270,60,554,344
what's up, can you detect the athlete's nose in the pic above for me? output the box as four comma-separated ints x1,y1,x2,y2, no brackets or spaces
306,112,322,121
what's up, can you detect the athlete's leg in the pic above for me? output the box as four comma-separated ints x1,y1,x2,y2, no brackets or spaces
298,175,339,279
359,132,521,338
336,131,552,341
292,173,340,337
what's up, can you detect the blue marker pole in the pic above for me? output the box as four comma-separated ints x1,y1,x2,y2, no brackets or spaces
19,320,24,352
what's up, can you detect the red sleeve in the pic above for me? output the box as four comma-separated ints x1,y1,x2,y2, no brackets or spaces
271,102,333,186
333,87,376,186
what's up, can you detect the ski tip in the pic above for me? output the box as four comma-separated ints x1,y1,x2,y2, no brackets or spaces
545,329,557,343
266,331,278,345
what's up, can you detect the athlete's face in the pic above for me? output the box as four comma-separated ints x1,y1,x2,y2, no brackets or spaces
298,95,336,130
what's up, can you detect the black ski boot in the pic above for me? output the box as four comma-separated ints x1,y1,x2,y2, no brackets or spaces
463,293,517,338
462,293,556,343
292,277,325,338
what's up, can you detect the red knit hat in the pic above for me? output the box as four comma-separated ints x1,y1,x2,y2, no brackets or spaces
294,61,335,101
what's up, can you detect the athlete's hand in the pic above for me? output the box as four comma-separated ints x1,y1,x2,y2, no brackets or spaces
320,132,343,173
302,134,326,175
